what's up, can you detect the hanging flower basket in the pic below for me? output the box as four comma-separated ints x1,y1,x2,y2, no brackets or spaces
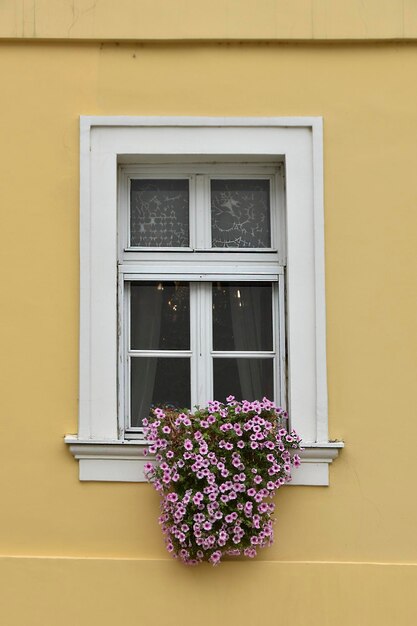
144,397,302,566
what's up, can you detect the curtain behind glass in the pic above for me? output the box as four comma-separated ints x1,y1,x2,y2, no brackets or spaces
229,286,264,399
130,286,163,426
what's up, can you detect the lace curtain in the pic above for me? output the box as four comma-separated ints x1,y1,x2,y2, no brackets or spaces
211,179,271,248
130,179,189,247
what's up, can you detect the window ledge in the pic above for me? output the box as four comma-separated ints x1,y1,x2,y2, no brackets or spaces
65,436,343,486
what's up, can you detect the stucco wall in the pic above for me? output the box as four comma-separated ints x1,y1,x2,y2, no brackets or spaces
0,40,416,625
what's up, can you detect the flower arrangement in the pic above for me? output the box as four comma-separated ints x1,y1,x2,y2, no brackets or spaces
143,396,302,566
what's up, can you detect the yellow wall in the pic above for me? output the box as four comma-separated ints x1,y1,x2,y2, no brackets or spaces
0,40,416,625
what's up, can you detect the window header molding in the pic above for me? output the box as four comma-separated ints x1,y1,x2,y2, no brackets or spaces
1,3,412,43
67,116,343,485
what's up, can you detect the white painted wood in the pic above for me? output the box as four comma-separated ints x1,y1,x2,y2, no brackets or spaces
199,283,213,406
77,458,330,484
312,118,329,442
119,251,282,263
88,144,118,440
285,145,317,442
81,116,323,129
117,267,126,438
118,163,280,174
65,436,343,485
210,351,275,358
72,116,342,483
278,274,287,410
122,272,280,281
190,283,199,412
128,350,193,357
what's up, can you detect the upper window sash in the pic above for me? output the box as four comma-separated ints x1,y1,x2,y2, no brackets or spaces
118,165,285,259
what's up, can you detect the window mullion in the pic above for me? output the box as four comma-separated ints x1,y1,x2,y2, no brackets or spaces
277,274,287,410
190,282,199,412
189,174,196,250
195,174,211,249
195,282,212,406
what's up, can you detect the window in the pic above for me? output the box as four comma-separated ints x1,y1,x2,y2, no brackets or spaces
65,117,343,485
118,166,286,437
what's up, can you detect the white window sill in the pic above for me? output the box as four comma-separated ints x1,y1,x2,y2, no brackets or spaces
64,436,344,486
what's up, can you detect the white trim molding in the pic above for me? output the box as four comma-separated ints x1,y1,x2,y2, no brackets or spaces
67,116,344,485
65,437,343,486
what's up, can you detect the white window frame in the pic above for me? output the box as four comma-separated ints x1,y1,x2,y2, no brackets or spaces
65,116,343,485
119,164,286,436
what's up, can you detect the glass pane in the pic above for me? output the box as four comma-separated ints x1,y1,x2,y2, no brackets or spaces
212,282,273,351
211,179,271,248
131,282,190,350
131,357,190,427
213,358,274,403
130,179,189,247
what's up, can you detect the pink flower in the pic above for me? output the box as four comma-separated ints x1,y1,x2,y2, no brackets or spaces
243,547,257,558
226,549,241,556
209,550,222,565
192,492,204,505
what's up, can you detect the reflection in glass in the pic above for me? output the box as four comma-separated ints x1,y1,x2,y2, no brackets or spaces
130,179,189,247
131,358,190,427
211,179,271,248
212,282,273,351
213,358,274,402
130,282,190,350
